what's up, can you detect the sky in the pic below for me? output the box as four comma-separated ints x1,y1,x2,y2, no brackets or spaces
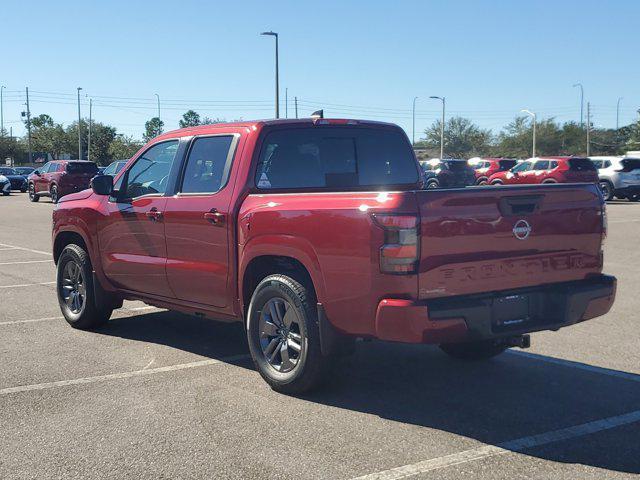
2,0,639,141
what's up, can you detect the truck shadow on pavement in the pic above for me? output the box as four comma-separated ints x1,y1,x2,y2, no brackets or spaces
103,311,640,475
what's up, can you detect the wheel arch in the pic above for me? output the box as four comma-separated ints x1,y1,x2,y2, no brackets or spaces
239,235,325,317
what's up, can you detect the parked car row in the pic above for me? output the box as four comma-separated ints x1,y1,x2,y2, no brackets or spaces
420,155,640,202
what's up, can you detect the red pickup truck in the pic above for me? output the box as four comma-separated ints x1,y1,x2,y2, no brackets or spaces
52,119,616,393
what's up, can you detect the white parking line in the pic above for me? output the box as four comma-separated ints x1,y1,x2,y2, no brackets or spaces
0,316,63,326
507,350,640,383
0,354,251,396
351,410,640,479
0,281,56,289
0,259,53,265
0,243,51,256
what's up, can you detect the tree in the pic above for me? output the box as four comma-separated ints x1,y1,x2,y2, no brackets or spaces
423,116,493,158
108,135,143,159
28,114,67,159
87,122,117,164
179,110,201,128
144,117,164,142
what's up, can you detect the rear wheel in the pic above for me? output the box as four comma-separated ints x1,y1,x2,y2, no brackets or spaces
599,180,614,201
477,178,488,186
57,244,112,329
50,184,59,204
247,274,329,394
491,180,503,186
628,194,640,202
28,183,39,202
542,179,557,184
440,339,508,361
426,180,439,189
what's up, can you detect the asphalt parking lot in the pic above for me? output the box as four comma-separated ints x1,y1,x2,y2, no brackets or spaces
1,192,639,480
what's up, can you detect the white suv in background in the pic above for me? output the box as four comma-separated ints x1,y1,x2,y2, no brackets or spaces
590,156,640,201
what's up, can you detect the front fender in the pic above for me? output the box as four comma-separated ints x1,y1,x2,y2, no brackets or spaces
239,234,326,306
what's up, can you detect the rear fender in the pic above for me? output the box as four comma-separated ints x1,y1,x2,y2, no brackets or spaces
239,234,325,307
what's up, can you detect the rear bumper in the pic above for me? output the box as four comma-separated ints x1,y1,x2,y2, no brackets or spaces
374,274,616,344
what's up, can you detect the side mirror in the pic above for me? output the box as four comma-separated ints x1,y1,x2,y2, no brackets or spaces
91,174,114,196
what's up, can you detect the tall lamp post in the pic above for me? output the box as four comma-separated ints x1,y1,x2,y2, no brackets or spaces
412,96,418,146
0,85,5,136
429,96,445,158
616,97,623,130
155,93,161,121
521,109,537,158
261,31,279,119
573,83,584,128
77,87,83,160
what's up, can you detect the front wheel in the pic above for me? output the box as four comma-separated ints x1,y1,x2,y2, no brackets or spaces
247,274,329,394
440,339,507,361
28,183,40,202
57,244,112,329
628,194,640,202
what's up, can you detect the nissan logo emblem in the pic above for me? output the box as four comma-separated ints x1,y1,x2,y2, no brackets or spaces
513,219,532,240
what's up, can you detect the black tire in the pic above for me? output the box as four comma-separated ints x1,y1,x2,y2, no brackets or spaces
542,179,557,184
2,190,8,196
247,274,329,394
440,339,508,361
56,244,112,330
50,184,59,204
426,180,439,189
599,180,614,201
491,180,503,186
28,183,39,202
628,194,640,202
477,177,488,186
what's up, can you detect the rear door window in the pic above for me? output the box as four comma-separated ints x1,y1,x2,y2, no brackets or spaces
532,160,549,170
255,127,418,189
180,136,234,194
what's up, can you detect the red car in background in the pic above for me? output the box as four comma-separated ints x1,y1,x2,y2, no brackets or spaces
488,157,597,185
28,160,99,203
469,158,518,185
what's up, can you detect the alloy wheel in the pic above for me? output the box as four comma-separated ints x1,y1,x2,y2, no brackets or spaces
599,181,612,200
61,260,86,314
258,297,303,373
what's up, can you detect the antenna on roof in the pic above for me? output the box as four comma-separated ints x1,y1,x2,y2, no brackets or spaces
310,109,324,119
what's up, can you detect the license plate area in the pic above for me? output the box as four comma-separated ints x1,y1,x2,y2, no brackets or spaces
492,294,531,331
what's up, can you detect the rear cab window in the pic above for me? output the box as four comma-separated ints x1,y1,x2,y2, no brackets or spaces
255,127,419,190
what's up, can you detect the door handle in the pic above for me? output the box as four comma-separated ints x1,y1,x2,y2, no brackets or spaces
204,209,225,226
145,208,163,222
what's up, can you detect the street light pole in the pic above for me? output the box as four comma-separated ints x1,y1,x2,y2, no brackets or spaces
586,102,591,156
573,83,584,128
261,31,279,118
87,98,92,162
285,88,288,118
521,109,537,158
77,87,83,160
412,96,418,146
616,97,623,130
0,85,5,137
25,87,32,164
155,93,161,121
430,96,445,158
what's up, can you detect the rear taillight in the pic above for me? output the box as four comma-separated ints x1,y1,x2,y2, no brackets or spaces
372,214,419,274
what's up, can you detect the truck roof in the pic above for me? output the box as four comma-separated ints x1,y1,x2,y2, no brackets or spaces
155,118,399,141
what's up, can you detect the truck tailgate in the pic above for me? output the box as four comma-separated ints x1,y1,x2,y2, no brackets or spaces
416,183,604,299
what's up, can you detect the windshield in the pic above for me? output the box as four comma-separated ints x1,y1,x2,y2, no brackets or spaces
511,161,531,173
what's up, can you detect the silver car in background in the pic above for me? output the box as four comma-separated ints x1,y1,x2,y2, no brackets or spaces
590,156,640,202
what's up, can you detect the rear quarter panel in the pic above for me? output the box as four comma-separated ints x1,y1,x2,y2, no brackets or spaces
239,191,419,336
